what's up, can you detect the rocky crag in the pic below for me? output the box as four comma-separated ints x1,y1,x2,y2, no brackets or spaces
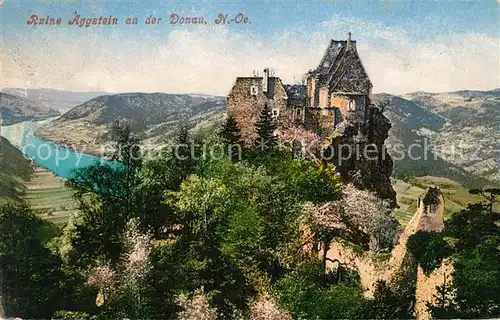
322,188,447,318
315,104,397,207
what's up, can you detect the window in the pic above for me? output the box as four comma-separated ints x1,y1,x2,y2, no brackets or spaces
348,99,356,111
250,85,258,96
272,108,280,118
296,108,302,116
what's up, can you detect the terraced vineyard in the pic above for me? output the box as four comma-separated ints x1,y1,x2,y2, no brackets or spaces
23,168,76,225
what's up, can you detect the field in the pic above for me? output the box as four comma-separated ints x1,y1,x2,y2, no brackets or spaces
23,168,77,225
393,175,498,225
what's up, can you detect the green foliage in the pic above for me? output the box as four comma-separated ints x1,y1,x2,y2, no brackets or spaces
0,203,64,318
219,115,243,161
407,231,452,275
66,121,146,269
426,276,458,319
423,198,500,318
452,236,500,317
167,175,257,316
252,103,278,154
0,136,33,202
370,253,418,319
469,188,500,215
445,203,499,250
170,126,198,188
5,118,410,319
372,279,415,319
443,203,500,318
275,260,370,319
51,310,93,320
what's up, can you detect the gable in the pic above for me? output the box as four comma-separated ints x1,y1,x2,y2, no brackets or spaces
317,40,346,74
326,47,372,94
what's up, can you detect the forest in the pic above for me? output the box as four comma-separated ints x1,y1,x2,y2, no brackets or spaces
0,107,498,319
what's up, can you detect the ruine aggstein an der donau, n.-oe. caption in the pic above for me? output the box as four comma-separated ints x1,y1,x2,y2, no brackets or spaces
26,13,251,27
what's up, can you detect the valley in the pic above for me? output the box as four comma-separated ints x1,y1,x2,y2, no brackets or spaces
0,87,497,319
35,92,226,155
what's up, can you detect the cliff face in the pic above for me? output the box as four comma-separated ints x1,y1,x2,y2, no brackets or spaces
324,106,397,207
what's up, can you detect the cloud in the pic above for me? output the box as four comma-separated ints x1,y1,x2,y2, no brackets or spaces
2,14,499,95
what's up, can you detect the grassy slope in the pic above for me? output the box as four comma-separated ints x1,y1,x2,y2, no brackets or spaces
393,175,499,225
0,137,75,225
0,136,33,203
23,168,77,225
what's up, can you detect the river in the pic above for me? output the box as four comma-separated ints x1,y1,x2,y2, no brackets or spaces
1,119,115,179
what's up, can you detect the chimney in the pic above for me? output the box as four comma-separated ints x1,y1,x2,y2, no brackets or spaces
263,68,269,93
347,32,351,49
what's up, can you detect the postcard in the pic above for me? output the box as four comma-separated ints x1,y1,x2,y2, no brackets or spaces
1,1,499,319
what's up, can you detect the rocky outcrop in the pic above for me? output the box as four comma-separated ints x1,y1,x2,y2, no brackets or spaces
323,190,446,300
325,105,397,207
415,259,454,320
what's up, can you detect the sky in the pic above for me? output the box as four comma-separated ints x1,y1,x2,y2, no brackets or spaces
1,0,499,95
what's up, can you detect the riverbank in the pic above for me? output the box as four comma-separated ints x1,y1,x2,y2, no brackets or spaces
37,119,108,157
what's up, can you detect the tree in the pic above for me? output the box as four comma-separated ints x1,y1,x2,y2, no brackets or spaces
253,104,278,154
167,175,255,316
469,188,500,216
452,236,500,317
275,260,369,319
219,116,243,161
443,203,500,317
170,126,197,189
66,121,143,268
407,231,452,275
0,203,64,318
109,120,143,215
307,184,400,253
426,273,457,319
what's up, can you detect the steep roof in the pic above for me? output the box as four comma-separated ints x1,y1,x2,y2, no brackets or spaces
315,39,372,95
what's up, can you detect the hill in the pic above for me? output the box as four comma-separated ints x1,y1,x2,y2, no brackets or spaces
0,92,60,125
36,88,498,187
3,88,110,114
373,89,499,187
0,136,33,202
37,92,225,155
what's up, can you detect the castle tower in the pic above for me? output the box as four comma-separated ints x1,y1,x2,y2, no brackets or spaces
305,32,372,133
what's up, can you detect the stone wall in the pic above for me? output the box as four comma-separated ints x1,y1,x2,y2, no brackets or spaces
415,259,453,320
227,77,289,147
331,94,367,121
304,108,337,138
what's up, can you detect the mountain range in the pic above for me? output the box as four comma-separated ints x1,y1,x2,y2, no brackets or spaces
36,92,226,155
375,89,499,186
2,88,498,187
3,88,110,114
